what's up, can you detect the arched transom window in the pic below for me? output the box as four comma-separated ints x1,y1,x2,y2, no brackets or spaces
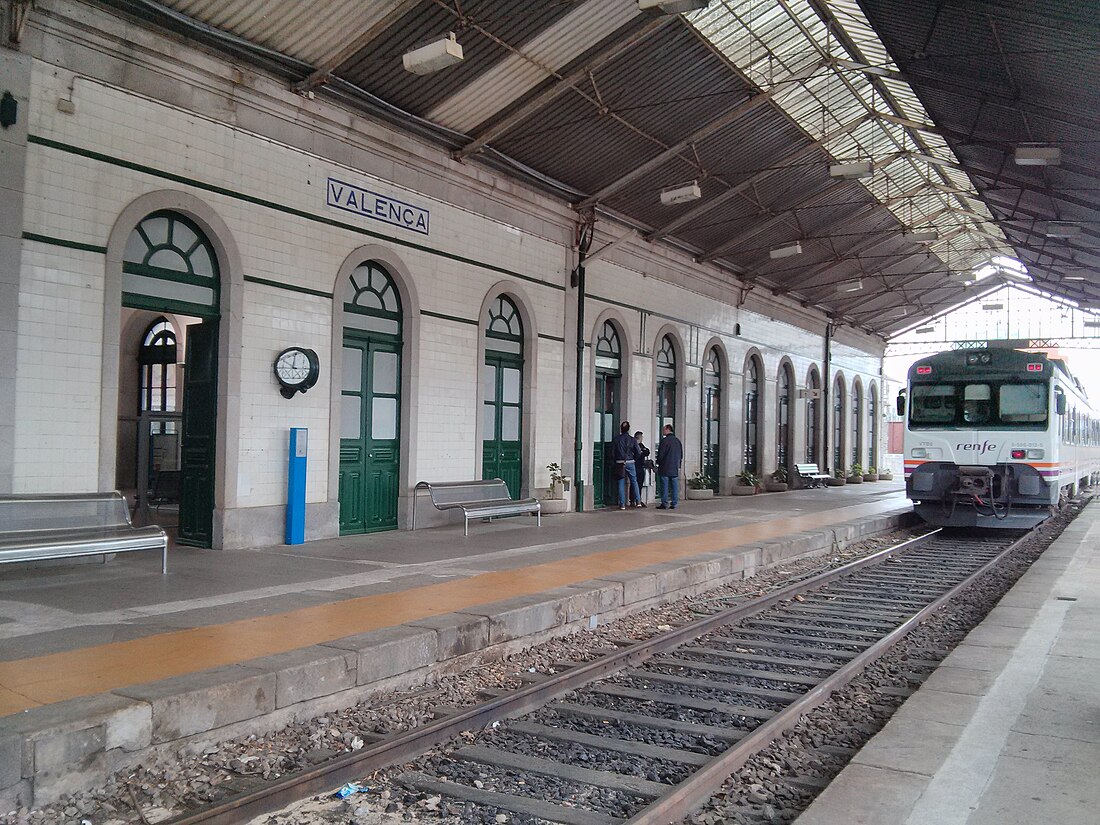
345,262,402,335
485,295,523,349
656,335,677,436
123,212,219,316
595,321,621,372
139,318,178,433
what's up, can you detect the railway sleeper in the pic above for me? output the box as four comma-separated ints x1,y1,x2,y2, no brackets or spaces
626,669,804,702
506,720,712,767
680,645,843,671
549,702,746,743
590,683,776,722
648,656,825,686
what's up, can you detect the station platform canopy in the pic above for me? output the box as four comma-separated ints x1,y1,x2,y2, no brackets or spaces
99,0,1099,337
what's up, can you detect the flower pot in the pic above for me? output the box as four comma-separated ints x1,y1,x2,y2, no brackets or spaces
730,484,757,496
863,473,878,482
847,475,863,484
686,488,714,500
764,482,788,492
880,473,893,481
827,477,847,486
540,498,568,515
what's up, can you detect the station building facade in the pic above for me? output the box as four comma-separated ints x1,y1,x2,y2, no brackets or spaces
1,1,885,549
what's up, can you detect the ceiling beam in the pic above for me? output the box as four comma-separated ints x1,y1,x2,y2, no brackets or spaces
452,16,674,161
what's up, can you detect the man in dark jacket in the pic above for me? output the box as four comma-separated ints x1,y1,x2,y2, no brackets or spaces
612,421,643,510
655,423,683,509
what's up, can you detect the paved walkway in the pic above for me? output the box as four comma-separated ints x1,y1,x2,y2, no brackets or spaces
795,501,1100,825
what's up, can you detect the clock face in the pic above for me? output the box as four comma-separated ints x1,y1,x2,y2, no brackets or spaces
274,347,319,397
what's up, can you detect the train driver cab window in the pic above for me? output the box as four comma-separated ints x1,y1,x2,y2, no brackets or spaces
962,384,992,424
1000,384,1048,425
910,384,956,425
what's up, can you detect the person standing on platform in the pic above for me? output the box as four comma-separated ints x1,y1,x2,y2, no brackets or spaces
630,431,651,508
655,423,683,510
613,421,642,510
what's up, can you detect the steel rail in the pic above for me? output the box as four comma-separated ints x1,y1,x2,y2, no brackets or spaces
164,529,940,825
622,529,1032,825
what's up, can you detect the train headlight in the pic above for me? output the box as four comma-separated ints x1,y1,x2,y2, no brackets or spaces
911,448,927,458
1027,449,1045,459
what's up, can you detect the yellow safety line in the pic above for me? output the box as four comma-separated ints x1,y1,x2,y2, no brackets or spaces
0,500,901,716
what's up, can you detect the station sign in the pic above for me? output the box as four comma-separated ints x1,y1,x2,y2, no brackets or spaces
326,177,431,236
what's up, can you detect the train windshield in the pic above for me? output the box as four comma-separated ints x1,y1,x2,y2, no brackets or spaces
909,381,1047,429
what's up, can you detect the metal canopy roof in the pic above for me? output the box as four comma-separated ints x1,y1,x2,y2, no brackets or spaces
92,0,1099,337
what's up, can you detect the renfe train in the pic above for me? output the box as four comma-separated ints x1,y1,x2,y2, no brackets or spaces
900,347,1100,528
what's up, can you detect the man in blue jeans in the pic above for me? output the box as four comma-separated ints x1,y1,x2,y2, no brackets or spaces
655,423,683,509
613,420,642,510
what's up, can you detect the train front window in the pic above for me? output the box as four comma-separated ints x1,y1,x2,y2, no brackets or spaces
910,384,956,424
1000,384,1048,423
909,381,1048,429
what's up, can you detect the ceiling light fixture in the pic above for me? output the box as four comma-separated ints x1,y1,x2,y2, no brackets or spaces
402,32,464,75
659,180,702,205
829,160,873,180
769,242,802,259
1014,145,1061,166
638,0,710,13
1065,275,1087,281
916,326,935,334
1083,320,1100,328
1042,221,1080,238
836,278,863,293
902,228,939,242
982,303,1004,311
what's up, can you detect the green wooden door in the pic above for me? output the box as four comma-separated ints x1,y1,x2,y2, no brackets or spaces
703,384,720,490
593,371,620,508
482,355,522,499
339,335,400,533
178,320,218,547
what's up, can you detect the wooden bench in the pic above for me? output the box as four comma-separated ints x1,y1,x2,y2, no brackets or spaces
795,463,831,488
413,479,541,536
0,492,169,574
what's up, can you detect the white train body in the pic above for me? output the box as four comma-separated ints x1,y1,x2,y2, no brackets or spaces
901,348,1100,528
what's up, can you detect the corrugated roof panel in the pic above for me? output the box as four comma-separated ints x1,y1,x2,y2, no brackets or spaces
425,0,642,133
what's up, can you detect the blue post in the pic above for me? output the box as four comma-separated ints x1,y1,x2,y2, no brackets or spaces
286,428,307,545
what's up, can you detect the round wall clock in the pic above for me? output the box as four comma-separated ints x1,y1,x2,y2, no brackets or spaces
274,347,320,398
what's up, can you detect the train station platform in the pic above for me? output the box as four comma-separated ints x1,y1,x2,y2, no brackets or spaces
796,500,1100,825
0,480,909,808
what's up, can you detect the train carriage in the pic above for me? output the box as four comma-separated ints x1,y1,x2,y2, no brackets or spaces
900,348,1100,528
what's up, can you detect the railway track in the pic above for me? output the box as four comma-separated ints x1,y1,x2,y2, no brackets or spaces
170,527,1030,825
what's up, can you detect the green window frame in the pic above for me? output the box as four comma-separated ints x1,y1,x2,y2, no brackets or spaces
123,211,219,318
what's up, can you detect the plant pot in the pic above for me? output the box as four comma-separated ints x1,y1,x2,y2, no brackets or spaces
540,498,568,515
880,473,893,481
730,484,757,496
863,473,878,482
686,488,714,500
764,482,788,492
827,477,847,486
847,475,863,484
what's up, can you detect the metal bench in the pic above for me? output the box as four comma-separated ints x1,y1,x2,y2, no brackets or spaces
413,479,541,536
795,463,831,488
0,492,169,574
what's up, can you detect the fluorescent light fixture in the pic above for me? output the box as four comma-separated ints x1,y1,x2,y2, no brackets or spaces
769,242,802,259
916,326,935,334
659,180,702,205
1065,275,1087,281
836,278,863,293
982,303,1004,311
829,160,873,180
1042,221,1080,238
902,228,939,242
1084,320,1100,328
639,0,710,12
403,32,464,75
1014,145,1061,166
948,271,972,282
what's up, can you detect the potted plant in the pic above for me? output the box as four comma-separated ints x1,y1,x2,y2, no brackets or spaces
732,469,759,495
542,462,570,514
827,465,847,486
764,466,788,493
847,462,864,484
863,466,879,482
879,468,894,481
686,471,715,500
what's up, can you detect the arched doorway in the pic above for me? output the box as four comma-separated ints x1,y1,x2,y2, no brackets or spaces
806,367,820,464
593,321,622,508
655,334,678,443
777,362,794,474
868,384,878,470
482,296,524,498
702,347,722,491
833,375,845,473
744,356,761,474
851,380,863,469
122,211,219,546
339,261,402,534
